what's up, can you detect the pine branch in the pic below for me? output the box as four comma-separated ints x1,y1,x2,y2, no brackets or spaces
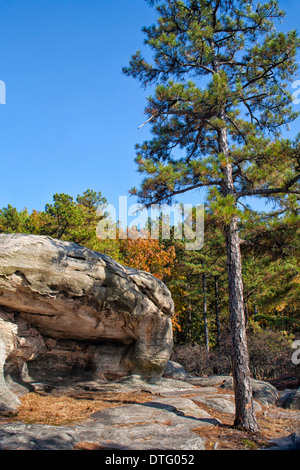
237,176,300,199
138,114,157,129
142,179,222,207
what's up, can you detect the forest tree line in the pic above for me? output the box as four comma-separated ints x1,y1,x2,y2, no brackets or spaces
0,188,298,362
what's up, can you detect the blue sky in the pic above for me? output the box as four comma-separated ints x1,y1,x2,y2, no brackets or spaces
0,0,299,216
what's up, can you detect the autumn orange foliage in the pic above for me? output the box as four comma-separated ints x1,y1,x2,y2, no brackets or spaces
119,229,181,331
119,228,176,281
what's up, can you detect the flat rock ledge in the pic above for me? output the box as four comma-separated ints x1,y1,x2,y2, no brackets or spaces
0,376,290,451
0,379,217,451
0,402,208,451
0,376,299,450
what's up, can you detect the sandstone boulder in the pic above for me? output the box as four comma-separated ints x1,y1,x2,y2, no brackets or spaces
163,360,191,379
0,234,174,411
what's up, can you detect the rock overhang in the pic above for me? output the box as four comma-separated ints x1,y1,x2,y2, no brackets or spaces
0,233,175,411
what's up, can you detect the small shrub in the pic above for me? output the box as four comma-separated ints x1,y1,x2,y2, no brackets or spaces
172,328,299,381
247,329,298,380
171,343,210,376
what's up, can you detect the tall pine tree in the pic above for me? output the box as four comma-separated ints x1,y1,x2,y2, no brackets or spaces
124,0,300,431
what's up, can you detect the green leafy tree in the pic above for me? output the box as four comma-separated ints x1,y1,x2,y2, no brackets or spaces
0,205,29,233
124,0,300,431
42,193,82,240
0,190,123,261
240,208,300,331
37,190,106,246
167,210,227,351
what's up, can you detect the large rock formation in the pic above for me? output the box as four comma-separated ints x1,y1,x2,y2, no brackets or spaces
0,234,174,411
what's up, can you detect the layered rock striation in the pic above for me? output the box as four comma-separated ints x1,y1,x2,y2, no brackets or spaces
0,234,174,411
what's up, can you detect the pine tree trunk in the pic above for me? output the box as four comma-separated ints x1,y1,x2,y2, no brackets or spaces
187,280,192,342
244,301,248,327
202,272,210,359
225,217,259,432
254,305,258,317
214,276,221,350
187,296,192,342
219,123,259,432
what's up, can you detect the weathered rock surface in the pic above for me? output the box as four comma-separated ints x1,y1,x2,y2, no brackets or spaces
0,317,21,412
184,376,229,387
146,396,221,424
173,374,278,407
191,393,262,414
277,388,300,410
0,386,215,450
0,234,174,411
0,376,297,450
267,431,300,450
163,360,192,379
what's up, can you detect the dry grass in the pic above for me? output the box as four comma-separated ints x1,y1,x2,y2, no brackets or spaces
0,390,153,426
74,442,106,450
192,403,300,450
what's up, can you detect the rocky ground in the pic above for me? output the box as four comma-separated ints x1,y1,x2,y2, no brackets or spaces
0,375,299,451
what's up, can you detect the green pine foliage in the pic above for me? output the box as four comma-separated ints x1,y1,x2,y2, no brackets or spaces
124,0,299,212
